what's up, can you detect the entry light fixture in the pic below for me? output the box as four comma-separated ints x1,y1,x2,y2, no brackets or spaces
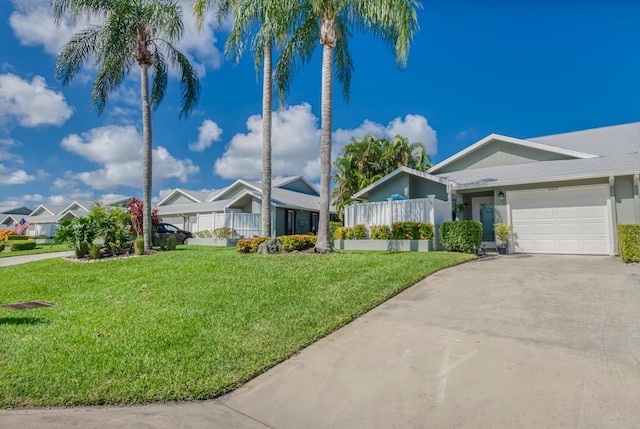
497,191,505,202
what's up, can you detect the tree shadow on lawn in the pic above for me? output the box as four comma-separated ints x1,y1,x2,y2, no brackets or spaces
0,317,49,326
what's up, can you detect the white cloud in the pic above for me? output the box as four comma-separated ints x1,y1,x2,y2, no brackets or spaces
214,103,321,180
9,0,224,75
190,119,223,152
214,105,437,181
334,114,437,155
0,164,35,185
60,125,199,191
9,0,81,56
0,73,74,127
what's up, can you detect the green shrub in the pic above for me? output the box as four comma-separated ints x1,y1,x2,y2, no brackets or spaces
9,240,37,251
281,235,317,252
0,243,5,252
6,235,28,241
418,223,434,240
212,227,239,239
134,238,145,255
89,244,102,259
439,220,482,254
334,227,349,240
618,224,640,263
237,237,269,253
195,230,213,238
166,235,177,251
350,224,366,240
330,221,342,245
370,225,391,240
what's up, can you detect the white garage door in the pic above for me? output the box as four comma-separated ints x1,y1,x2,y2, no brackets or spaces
509,185,611,255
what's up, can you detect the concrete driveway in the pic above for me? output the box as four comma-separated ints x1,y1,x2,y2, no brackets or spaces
2,254,639,428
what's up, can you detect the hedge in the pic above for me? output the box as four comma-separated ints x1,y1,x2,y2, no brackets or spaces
9,240,37,251
281,235,317,252
439,220,482,254
618,224,640,263
6,235,28,241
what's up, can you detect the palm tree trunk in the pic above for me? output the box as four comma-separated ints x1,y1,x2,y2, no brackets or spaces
315,43,333,252
140,64,153,251
261,39,273,238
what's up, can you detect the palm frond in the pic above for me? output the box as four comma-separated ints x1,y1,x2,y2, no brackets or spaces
333,17,353,102
150,49,168,110
55,26,101,85
162,41,201,116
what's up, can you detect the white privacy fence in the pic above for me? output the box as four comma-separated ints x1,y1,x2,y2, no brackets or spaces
196,213,261,238
344,198,452,247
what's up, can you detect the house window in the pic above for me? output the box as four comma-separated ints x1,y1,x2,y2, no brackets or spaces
286,210,296,235
311,213,319,234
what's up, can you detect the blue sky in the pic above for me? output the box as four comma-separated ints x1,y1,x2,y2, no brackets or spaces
1,0,640,209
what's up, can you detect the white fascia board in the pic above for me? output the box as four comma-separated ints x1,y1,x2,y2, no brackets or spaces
428,134,598,174
352,166,450,200
30,204,53,216
157,189,202,206
210,180,261,201
451,169,640,191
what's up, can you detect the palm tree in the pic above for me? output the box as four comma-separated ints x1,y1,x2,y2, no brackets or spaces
52,0,200,251
332,133,430,218
276,0,422,252
195,0,295,238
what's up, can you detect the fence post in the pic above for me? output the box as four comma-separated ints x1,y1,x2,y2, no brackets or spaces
387,198,393,229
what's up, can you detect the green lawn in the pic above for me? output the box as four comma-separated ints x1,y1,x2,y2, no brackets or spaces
0,246,474,408
0,243,71,258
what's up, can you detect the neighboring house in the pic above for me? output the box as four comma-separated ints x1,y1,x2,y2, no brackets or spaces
157,176,336,237
25,197,131,237
0,206,33,231
348,122,640,255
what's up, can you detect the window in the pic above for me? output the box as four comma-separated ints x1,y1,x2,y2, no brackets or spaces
286,210,296,235
311,212,319,234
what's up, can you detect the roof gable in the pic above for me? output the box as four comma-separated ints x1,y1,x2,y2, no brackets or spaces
272,176,319,196
157,189,206,206
429,134,597,174
0,206,32,215
353,166,449,200
210,180,261,201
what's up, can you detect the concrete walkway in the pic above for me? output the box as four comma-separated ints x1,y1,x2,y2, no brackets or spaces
0,250,74,267
1,255,639,428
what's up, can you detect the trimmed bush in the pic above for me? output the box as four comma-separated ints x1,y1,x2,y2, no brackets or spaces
166,234,177,251
237,237,269,253
440,220,482,254
350,224,367,240
618,224,640,263
281,235,317,252
6,235,28,241
390,222,434,240
212,227,240,239
370,225,391,240
334,227,349,240
134,238,145,255
0,243,5,252
9,240,37,251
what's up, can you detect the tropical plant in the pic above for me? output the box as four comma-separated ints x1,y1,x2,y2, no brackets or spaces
275,0,422,252
494,223,513,249
127,197,160,238
87,204,133,254
54,217,99,258
53,0,200,251
332,134,430,217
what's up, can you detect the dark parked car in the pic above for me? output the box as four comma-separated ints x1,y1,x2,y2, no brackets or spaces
154,223,192,245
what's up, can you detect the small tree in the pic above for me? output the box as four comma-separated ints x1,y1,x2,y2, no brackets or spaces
127,197,160,237
54,217,99,258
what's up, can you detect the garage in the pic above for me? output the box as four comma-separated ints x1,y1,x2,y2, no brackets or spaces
508,185,612,255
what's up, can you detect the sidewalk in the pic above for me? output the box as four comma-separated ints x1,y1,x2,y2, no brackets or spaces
0,251,74,267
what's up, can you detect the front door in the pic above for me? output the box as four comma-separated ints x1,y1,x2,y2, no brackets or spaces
472,196,496,248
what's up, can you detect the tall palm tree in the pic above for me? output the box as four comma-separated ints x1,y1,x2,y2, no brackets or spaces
195,0,294,238
53,0,200,251
276,0,422,252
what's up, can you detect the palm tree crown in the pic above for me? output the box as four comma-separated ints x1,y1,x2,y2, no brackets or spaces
53,0,201,250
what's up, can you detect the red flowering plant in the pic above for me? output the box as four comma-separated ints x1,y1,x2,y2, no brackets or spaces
127,197,160,236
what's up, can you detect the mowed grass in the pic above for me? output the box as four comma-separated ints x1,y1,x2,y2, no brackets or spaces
0,246,474,408
0,244,71,258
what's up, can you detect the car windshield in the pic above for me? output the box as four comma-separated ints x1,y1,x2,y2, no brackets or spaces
164,224,178,233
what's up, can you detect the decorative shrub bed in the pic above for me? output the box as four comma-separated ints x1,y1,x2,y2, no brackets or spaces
9,240,37,251
618,224,640,263
237,235,317,253
332,222,435,252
